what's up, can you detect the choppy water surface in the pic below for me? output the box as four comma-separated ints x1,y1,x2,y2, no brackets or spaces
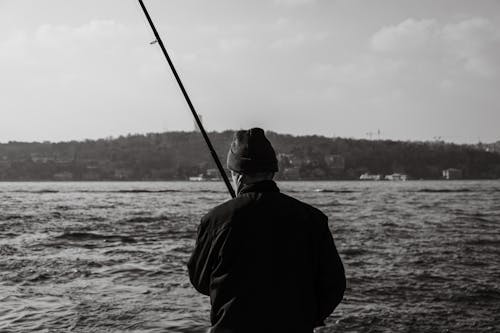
1,180,499,332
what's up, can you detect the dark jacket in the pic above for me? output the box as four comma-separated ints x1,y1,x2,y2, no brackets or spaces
187,180,345,333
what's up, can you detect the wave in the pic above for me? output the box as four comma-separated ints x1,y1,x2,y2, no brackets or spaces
74,189,181,194
124,215,169,223
451,288,500,303
463,215,493,224
465,238,500,246
315,200,341,207
114,189,180,193
313,189,356,193
450,210,496,223
11,189,60,193
108,265,166,277
341,248,368,256
84,216,107,222
4,189,226,194
111,189,224,194
0,244,18,256
1,214,33,220
414,188,472,193
27,272,52,282
88,204,115,209
55,232,136,243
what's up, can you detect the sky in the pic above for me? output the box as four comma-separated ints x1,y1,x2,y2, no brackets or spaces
0,0,499,143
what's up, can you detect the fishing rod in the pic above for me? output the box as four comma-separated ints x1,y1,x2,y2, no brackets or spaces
137,0,236,198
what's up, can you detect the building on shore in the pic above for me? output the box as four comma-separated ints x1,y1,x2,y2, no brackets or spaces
189,169,222,181
189,174,205,181
359,173,382,180
384,173,408,181
442,168,463,180
30,153,54,163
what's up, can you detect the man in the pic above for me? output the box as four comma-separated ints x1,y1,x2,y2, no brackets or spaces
188,128,345,333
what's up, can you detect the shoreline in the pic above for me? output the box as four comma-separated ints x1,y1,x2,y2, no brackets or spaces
0,179,499,183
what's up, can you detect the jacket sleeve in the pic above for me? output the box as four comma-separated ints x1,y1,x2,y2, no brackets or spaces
315,217,346,327
187,216,213,296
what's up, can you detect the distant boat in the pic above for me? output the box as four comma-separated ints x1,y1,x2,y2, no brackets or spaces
359,173,381,180
189,174,205,181
188,174,221,181
384,173,408,181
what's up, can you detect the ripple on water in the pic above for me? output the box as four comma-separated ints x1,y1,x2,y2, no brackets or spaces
0,291,75,332
0,180,499,332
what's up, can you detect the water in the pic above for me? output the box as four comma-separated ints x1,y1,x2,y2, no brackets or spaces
1,180,499,332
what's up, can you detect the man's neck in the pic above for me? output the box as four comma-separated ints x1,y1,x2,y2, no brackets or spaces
237,179,279,195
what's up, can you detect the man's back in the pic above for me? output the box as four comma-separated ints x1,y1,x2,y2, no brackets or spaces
188,180,345,333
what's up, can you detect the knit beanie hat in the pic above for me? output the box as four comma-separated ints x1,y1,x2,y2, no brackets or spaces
227,128,278,173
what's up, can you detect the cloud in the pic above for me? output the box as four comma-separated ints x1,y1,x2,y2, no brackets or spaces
34,20,126,46
0,20,180,141
370,18,439,53
270,31,327,48
0,30,30,61
0,20,163,81
301,15,500,141
271,33,307,48
442,17,500,77
370,17,500,78
0,20,133,72
218,37,251,52
273,0,316,6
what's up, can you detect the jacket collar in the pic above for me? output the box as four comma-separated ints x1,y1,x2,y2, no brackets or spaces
238,180,280,196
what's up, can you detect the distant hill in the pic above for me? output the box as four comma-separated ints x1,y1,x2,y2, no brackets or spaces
1,131,499,181
482,141,500,154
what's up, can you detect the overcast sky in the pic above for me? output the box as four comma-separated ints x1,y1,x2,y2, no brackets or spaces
0,0,499,143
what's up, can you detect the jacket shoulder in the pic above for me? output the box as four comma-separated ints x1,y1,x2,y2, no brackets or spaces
202,195,255,230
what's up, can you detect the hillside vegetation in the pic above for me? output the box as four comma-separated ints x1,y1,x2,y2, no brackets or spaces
0,131,499,180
